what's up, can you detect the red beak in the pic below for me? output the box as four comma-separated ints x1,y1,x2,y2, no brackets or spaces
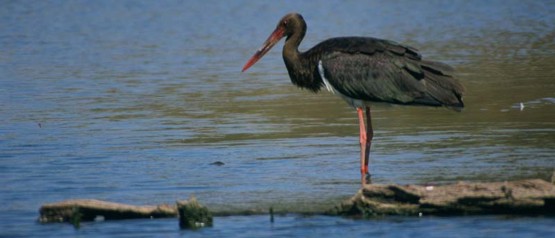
242,26,286,72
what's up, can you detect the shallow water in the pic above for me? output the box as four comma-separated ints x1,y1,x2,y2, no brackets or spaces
1,0,554,237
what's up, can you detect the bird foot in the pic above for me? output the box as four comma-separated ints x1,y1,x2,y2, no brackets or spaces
366,173,372,184
361,173,372,185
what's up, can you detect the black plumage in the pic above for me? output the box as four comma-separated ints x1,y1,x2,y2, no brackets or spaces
280,22,464,109
242,13,465,185
316,38,464,108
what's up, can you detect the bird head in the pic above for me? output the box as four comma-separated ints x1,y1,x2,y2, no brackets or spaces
242,13,305,72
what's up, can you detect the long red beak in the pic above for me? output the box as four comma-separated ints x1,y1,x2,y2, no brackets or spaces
242,26,286,72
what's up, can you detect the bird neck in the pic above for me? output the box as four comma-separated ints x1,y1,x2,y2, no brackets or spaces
282,31,322,92
282,27,304,68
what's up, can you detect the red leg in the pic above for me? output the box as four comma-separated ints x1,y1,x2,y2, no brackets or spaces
357,108,368,185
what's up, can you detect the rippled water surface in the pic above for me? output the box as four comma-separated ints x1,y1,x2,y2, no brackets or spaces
1,0,554,237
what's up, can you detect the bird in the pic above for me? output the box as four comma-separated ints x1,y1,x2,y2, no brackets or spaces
242,13,465,185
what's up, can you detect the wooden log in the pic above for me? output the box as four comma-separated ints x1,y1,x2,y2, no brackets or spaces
331,179,555,217
38,178,555,226
38,199,177,224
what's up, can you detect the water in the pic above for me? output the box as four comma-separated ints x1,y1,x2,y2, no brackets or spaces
1,0,554,237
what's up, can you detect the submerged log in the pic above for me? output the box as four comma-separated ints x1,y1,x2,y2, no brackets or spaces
38,199,177,223
39,179,555,226
332,179,555,217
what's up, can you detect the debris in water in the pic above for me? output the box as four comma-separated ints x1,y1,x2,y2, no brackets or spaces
210,161,225,166
177,196,213,230
270,207,274,223
94,215,105,222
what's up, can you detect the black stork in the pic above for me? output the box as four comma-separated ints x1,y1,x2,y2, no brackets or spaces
242,13,465,185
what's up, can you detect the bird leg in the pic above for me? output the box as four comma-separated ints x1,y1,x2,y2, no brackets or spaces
357,107,373,185
365,106,373,184
357,107,368,185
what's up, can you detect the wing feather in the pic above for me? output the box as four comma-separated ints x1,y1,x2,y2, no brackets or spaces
319,51,464,108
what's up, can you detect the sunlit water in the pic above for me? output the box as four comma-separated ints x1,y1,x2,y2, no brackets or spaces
1,0,554,237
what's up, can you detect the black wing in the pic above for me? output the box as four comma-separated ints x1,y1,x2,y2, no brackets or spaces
314,37,464,108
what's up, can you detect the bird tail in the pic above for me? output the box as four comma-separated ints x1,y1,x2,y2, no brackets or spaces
417,60,465,111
